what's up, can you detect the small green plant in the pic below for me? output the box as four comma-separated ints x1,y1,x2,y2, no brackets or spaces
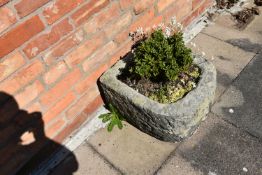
130,29,193,81
99,104,124,132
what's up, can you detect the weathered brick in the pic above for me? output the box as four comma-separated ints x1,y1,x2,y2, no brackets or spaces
0,7,16,33
43,61,68,85
45,118,66,138
83,95,103,115
0,59,44,94
43,0,84,24
130,7,155,31
23,19,73,59
192,0,204,10
15,80,44,108
15,0,49,17
64,32,105,67
104,12,132,39
54,112,86,143
109,41,132,67
75,63,107,94
0,16,45,58
82,41,117,72
0,51,25,81
164,0,192,22
0,0,10,7
71,0,109,26
43,30,84,65
39,68,81,108
83,2,120,35
133,0,153,15
43,91,75,123
66,85,99,120
25,102,42,113
157,0,176,13
119,0,133,10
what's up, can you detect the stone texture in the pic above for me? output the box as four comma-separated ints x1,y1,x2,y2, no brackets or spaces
160,114,262,175
99,56,216,142
50,142,120,175
212,52,262,139
190,33,255,99
88,121,178,175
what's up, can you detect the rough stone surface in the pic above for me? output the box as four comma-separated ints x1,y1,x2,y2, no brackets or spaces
212,51,262,139
88,121,178,175
159,114,262,175
50,143,120,175
99,56,216,142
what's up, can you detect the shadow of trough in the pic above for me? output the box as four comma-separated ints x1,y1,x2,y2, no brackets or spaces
226,38,262,53
0,92,79,175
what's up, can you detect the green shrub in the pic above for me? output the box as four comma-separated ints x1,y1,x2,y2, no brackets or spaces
130,29,193,81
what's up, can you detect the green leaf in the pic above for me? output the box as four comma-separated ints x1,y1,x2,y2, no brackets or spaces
99,113,110,119
107,121,114,132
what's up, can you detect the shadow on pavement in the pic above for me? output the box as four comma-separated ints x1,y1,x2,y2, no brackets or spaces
0,92,78,175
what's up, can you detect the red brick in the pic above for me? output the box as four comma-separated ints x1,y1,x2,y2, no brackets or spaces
83,95,103,115
64,32,105,67
43,0,84,24
71,0,109,26
119,0,134,10
109,41,132,67
83,2,120,35
82,41,117,72
164,0,192,22
39,68,81,108
23,19,73,59
0,0,9,6
15,80,44,108
0,16,45,58
104,12,132,39
43,91,75,123
46,118,66,138
0,59,44,94
192,0,204,10
54,112,87,143
75,64,107,94
43,61,68,85
15,0,49,17
43,30,84,65
0,7,16,33
26,102,42,113
157,0,176,13
66,85,99,120
133,0,153,15
0,51,25,81
130,8,155,31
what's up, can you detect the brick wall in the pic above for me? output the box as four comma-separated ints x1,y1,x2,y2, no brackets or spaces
0,0,213,173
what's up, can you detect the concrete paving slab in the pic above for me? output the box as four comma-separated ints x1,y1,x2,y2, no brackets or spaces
162,114,262,175
156,154,204,175
49,143,120,175
212,52,262,139
190,33,255,99
202,14,262,54
87,121,178,175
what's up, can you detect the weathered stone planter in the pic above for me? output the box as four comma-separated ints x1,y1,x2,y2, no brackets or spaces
99,55,216,142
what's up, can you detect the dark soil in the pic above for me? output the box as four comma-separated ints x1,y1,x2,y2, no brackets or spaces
118,62,201,104
234,7,260,29
255,0,262,6
216,0,239,9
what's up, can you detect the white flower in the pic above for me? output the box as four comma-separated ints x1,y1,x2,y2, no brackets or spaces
136,27,144,34
171,16,177,26
192,82,196,88
165,27,172,37
243,167,248,172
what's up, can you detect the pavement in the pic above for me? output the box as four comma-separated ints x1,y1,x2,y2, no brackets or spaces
49,6,262,175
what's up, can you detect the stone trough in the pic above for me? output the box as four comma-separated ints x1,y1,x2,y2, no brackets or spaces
99,55,216,142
